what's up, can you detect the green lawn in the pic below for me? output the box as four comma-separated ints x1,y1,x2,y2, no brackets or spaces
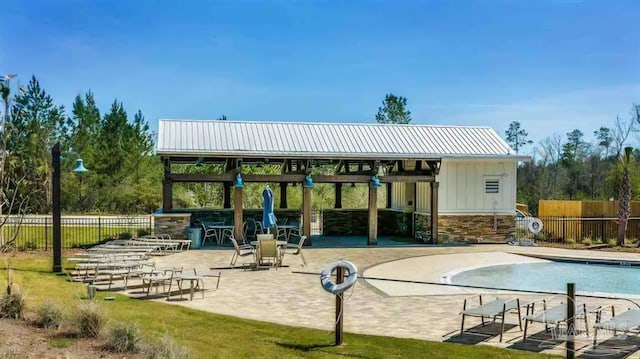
1,255,558,359
3,224,149,250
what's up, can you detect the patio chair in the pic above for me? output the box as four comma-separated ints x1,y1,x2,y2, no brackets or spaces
244,219,258,241
285,235,307,266
460,295,523,342
257,239,281,269
230,236,255,268
196,220,218,245
523,299,589,342
593,307,640,347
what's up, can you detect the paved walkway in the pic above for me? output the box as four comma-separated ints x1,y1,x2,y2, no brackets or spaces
124,245,640,357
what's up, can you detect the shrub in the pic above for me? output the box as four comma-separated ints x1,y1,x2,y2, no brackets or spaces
581,238,592,246
105,321,141,353
73,301,107,337
35,300,66,329
144,334,190,359
565,238,576,245
609,238,618,247
0,290,26,320
118,232,132,240
137,228,151,237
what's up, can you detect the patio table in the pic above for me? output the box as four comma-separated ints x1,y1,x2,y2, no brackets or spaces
278,224,299,241
175,274,204,300
205,224,235,244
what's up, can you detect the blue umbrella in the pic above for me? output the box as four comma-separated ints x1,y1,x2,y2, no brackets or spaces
262,185,277,233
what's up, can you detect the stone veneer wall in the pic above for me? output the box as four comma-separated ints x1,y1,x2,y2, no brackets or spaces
153,213,191,240
322,209,412,236
413,212,432,243
438,215,515,243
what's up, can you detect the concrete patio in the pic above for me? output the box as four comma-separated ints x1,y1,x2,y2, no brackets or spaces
123,244,640,357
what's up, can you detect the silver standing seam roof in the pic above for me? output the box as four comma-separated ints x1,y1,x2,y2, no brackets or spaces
156,119,527,160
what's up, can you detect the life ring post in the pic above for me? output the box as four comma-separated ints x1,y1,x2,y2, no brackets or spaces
335,266,344,346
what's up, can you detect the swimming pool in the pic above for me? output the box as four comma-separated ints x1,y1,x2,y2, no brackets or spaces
451,261,640,296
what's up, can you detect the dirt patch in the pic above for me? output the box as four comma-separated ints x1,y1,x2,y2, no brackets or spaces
0,319,142,359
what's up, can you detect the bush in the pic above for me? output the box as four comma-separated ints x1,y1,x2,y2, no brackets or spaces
0,290,26,320
144,334,190,359
581,238,592,246
609,238,618,247
565,238,576,245
35,300,66,329
137,228,151,237
105,321,141,353
73,301,107,337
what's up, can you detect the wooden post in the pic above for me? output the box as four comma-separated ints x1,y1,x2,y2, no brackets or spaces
162,158,173,211
223,182,231,208
335,266,344,346
234,187,243,240
334,183,342,209
386,182,392,209
303,186,312,241
52,143,62,273
567,283,576,359
430,181,439,244
280,182,288,208
368,185,378,245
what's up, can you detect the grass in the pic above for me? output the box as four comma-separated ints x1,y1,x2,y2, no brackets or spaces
48,336,73,349
0,254,558,359
3,225,149,250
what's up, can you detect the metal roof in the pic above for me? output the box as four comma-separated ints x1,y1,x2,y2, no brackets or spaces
156,119,527,160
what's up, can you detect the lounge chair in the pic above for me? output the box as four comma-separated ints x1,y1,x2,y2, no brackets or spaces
229,236,255,268
285,235,307,266
460,295,522,342
523,300,589,342
593,307,640,346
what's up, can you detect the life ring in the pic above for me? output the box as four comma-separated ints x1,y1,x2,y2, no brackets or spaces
528,218,543,234
320,260,358,294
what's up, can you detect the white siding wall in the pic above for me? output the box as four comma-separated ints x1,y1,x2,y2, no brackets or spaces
416,182,431,212
433,158,517,215
390,183,406,209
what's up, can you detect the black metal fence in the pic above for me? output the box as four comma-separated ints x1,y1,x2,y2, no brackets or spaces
2,215,153,250
517,216,640,244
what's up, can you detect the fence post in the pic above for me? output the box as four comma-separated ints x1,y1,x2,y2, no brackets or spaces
44,217,48,251
601,215,605,244
98,217,102,243
562,216,566,243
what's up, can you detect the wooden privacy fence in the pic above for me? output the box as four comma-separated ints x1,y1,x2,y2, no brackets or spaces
536,216,640,243
537,200,640,242
539,200,640,217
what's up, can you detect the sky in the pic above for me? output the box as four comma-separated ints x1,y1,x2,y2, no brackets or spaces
1,0,639,155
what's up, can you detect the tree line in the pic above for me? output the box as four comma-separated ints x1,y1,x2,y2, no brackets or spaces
506,104,640,215
1,77,413,216
1,75,160,215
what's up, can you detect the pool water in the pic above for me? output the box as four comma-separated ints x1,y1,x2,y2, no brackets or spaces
451,261,640,295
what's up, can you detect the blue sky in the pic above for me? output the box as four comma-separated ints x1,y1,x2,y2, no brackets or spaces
1,0,638,154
